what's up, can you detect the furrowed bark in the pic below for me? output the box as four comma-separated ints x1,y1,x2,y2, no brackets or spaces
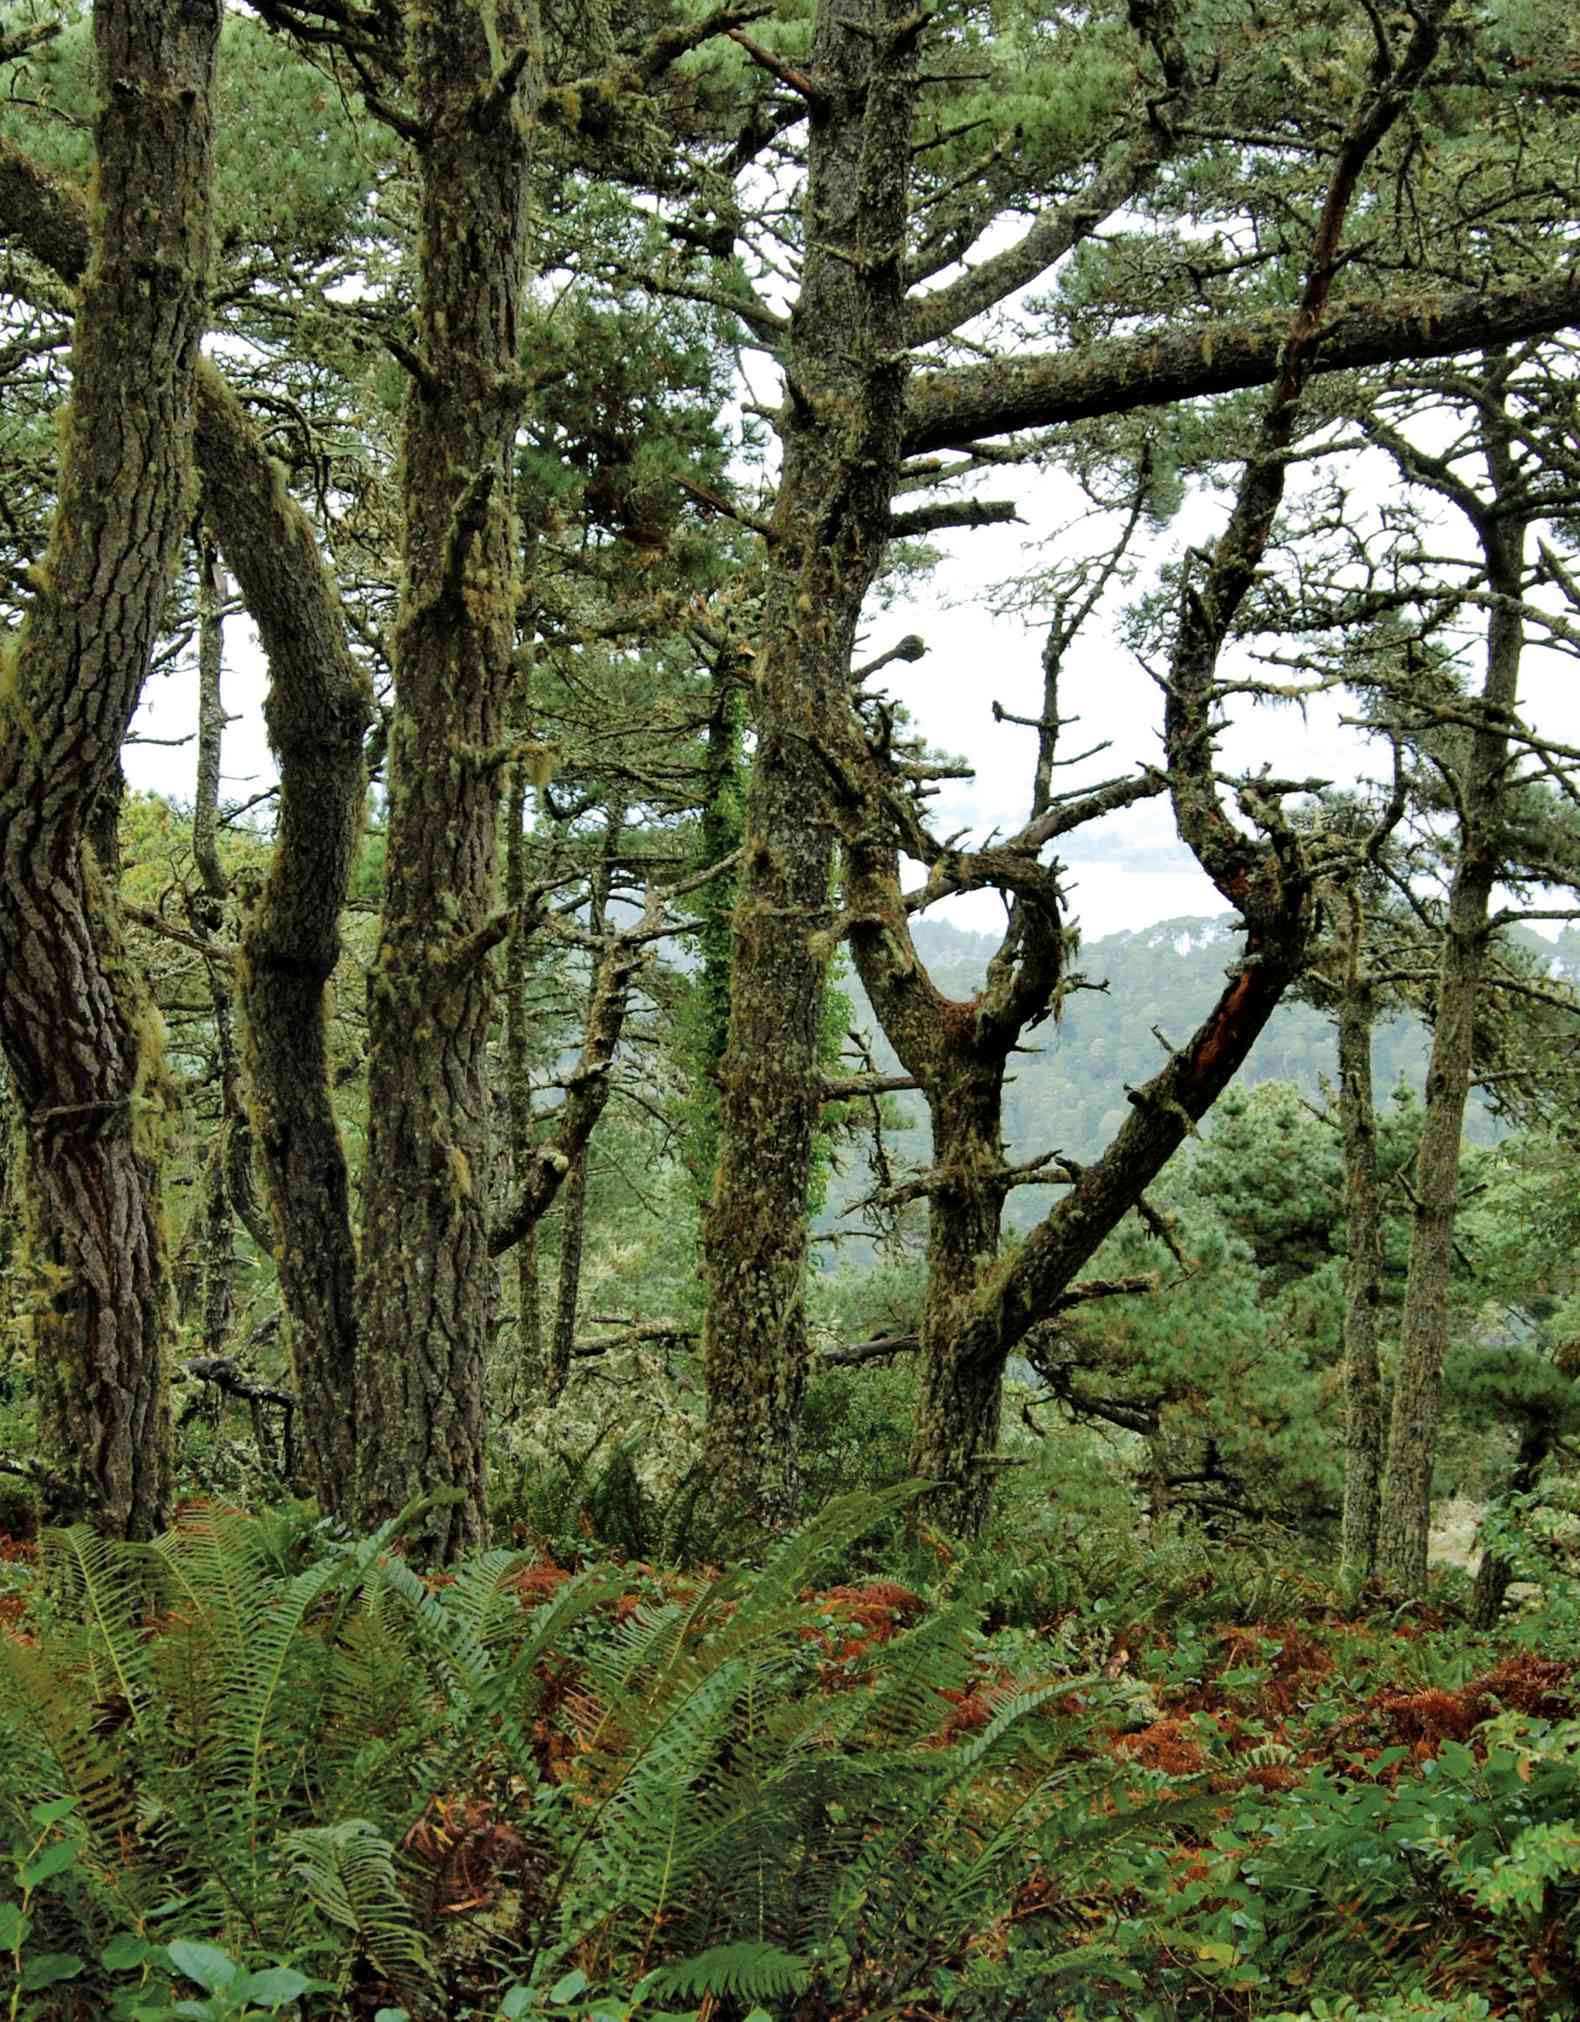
0,129,375,1520
0,0,220,1536
701,0,923,1527
355,0,540,1558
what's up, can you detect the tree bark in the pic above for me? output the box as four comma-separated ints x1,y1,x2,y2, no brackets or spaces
701,0,923,1527
188,534,241,1363
1337,958,1384,1585
0,0,219,1536
1470,1422,1548,1630
549,807,622,1398
355,0,539,1556
503,748,544,1402
1378,372,1525,1596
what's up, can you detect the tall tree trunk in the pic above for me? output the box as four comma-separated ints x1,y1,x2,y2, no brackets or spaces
1337,953,1384,1584
702,0,922,1525
211,387,373,1516
548,806,622,1397
1378,375,1524,1595
678,651,746,1206
188,534,241,1360
0,0,219,1536
356,1,539,1557
504,750,544,1403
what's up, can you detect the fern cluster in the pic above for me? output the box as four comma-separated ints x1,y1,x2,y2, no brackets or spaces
0,1490,1145,2019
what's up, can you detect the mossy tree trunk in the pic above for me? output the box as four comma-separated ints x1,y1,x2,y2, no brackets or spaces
549,803,623,1397
0,96,377,1521
0,0,219,1536
219,392,372,1513
1337,942,1384,1585
355,0,539,1557
1378,367,1526,1596
842,792,1065,1532
701,0,923,1527
503,747,544,1403
187,534,247,1362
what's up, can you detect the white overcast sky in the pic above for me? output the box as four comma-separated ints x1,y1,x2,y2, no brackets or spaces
124,381,1580,947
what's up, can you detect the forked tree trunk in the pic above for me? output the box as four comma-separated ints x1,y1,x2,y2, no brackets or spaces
0,0,220,1536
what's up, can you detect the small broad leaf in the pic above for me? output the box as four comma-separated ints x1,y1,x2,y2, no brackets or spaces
374,2010,412,2022
27,1800,79,1831
21,1842,79,1889
549,1971,588,2004
0,1902,29,1950
232,1965,326,2009
167,1939,241,1992
19,1951,86,1990
500,1992,534,2019
102,1933,152,1971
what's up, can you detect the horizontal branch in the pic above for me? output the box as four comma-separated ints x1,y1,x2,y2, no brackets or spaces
904,271,1580,454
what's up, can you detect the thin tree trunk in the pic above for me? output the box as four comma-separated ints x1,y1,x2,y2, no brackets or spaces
356,2,539,1557
1338,955,1384,1584
188,534,240,1361
1471,1423,1548,1629
1379,375,1524,1595
702,0,922,1526
504,751,544,1402
0,0,219,1536
679,651,745,1205
549,807,623,1397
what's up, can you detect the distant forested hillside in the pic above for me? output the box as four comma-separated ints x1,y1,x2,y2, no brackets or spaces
833,914,1580,1236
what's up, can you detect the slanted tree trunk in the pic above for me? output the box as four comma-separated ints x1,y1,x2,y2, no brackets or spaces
0,0,220,1535
702,0,923,1526
1337,945,1385,1585
1379,370,1525,1595
356,1,540,1555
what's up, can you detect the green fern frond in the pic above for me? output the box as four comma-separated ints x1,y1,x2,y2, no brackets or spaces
42,1525,152,1734
283,1818,432,1989
0,1632,150,1912
642,1939,809,2003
